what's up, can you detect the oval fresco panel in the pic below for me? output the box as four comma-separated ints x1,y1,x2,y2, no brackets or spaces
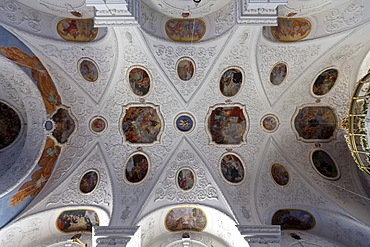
90,116,107,134
177,58,195,81
312,68,338,96
272,209,315,230
271,18,311,42
0,102,21,150
270,163,289,187
165,207,207,232
80,171,99,194
175,113,195,133
220,68,243,97
122,106,161,144
125,153,149,184
270,63,287,85
177,168,195,191
261,114,279,133
57,18,98,42
165,18,206,42
294,106,337,141
129,67,151,96
79,58,99,82
311,150,339,180
208,106,247,145
220,154,245,184
56,209,99,233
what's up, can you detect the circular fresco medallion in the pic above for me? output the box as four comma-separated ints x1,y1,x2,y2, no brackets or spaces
311,149,340,180
312,68,338,96
270,163,290,187
79,170,99,194
0,102,21,150
175,113,195,133
78,58,100,82
128,67,151,96
269,62,287,85
124,153,150,185
90,116,107,134
219,68,243,97
177,168,195,192
220,153,245,185
261,114,279,133
176,57,195,81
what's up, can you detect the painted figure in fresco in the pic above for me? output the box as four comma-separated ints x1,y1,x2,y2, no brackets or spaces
270,63,287,85
165,208,207,232
126,154,149,183
271,18,311,42
177,60,194,81
80,60,99,82
91,118,106,133
209,107,246,144
57,19,98,42
271,164,289,186
272,209,315,230
129,68,150,96
294,107,336,140
177,169,194,191
52,108,76,145
312,150,338,178
80,171,98,193
165,19,205,42
220,69,242,97
122,107,161,143
57,210,99,233
263,116,277,131
313,69,338,96
221,154,244,183
0,102,21,150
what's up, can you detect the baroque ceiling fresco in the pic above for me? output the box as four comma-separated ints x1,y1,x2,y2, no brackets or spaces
1,0,370,246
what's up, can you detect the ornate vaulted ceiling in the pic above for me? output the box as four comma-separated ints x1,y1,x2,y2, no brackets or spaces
1,0,370,246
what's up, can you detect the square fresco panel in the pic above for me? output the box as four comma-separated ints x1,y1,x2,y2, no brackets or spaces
165,208,207,232
122,106,162,144
293,106,337,141
208,106,247,145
